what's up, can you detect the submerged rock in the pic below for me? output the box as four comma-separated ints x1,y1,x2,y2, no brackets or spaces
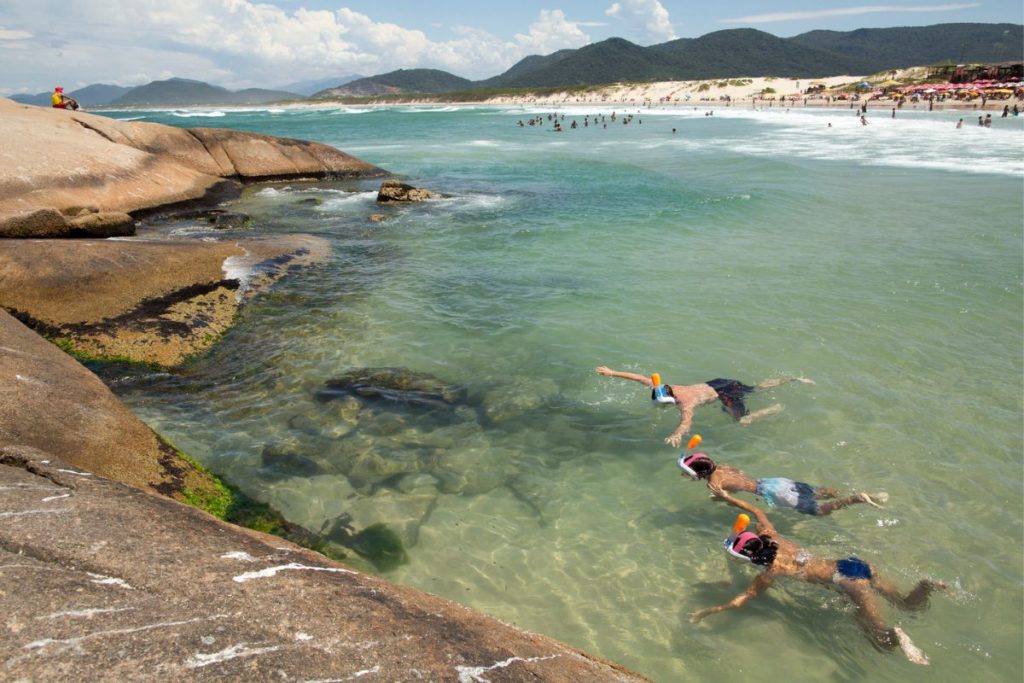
261,440,327,478
480,376,560,423
205,209,251,229
316,367,467,410
376,179,438,203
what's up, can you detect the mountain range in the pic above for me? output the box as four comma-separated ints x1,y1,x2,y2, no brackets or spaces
8,23,1021,107
316,23,1022,97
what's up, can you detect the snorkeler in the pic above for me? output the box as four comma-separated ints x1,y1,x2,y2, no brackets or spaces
678,451,886,516
689,509,947,665
595,367,814,446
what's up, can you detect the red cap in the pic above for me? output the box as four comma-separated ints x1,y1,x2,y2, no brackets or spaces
55,86,64,91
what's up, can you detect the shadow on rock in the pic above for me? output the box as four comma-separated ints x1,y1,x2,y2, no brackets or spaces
321,514,409,572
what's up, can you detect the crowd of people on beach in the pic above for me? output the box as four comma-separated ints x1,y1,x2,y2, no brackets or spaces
595,366,947,666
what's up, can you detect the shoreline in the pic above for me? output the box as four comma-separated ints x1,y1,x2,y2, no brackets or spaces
90,72,1021,114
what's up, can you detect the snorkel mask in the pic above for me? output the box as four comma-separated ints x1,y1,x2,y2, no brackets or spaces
678,452,715,480
723,513,777,566
650,372,677,405
723,514,757,562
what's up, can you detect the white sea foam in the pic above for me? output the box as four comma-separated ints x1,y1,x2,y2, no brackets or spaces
170,110,226,118
315,190,379,211
401,105,459,113
222,250,258,300
169,225,217,238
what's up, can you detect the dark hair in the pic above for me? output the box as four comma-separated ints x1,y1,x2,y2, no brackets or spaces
737,534,779,566
690,457,716,479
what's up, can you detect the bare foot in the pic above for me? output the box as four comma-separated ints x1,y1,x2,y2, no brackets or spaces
894,626,929,665
794,377,816,385
870,492,889,504
859,492,885,509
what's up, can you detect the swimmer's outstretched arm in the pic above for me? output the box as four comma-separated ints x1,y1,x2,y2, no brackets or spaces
748,504,777,536
664,401,694,448
689,574,774,623
712,489,768,521
595,366,654,386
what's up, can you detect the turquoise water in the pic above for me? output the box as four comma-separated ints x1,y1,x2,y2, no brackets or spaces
102,104,1022,682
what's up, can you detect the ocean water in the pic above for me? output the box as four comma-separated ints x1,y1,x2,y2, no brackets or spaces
100,104,1022,682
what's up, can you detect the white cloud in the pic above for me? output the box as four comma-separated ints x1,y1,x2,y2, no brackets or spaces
720,3,981,24
605,0,677,43
513,9,590,54
0,27,32,40
0,1,596,91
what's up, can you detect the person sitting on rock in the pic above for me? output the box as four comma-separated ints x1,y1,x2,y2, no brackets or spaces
51,87,79,110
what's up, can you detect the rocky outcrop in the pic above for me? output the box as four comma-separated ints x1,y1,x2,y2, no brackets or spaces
0,98,386,238
0,235,330,366
376,179,439,202
0,444,649,681
0,310,225,506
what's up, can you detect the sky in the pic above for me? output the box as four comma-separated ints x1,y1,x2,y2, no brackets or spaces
1,1,1021,94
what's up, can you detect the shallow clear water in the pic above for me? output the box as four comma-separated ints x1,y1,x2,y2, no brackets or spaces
101,104,1022,682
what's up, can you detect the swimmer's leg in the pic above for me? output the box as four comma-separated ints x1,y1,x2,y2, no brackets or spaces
842,581,928,663
814,486,841,500
754,376,816,390
738,404,783,425
871,574,947,611
816,492,885,515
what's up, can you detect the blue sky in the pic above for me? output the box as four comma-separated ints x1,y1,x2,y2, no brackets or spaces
1,1,1021,93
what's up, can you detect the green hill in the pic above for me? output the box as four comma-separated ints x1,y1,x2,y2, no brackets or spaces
476,49,578,88
313,69,474,98
653,29,874,78
790,23,1024,71
109,78,300,106
485,38,673,88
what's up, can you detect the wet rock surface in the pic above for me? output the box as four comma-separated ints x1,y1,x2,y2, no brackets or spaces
0,445,649,682
0,309,224,504
376,179,439,203
0,98,386,237
0,235,330,366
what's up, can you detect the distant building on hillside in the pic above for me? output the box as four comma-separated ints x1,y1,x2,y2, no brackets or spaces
928,61,1023,83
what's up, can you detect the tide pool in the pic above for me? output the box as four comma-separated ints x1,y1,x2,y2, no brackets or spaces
100,104,1023,682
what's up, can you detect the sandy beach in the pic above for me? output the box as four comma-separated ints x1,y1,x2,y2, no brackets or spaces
303,70,1020,113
